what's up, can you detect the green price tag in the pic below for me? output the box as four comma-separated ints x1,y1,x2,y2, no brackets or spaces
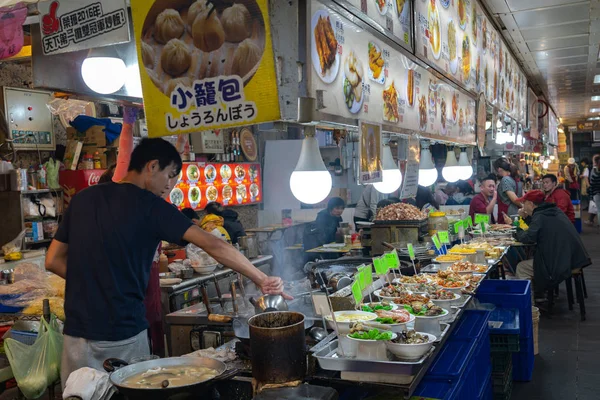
481,223,487,234
407,243,415,260
364,265,373,286
454,220,463,234
373,257,387,275
438,230,450,244
464,217,473,228
384,250,400,270
351,279,362,305
475,214,490,225
432,235,441,250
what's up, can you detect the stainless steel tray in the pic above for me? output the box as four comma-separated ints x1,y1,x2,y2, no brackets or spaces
313,339,434,375
452,294,472,309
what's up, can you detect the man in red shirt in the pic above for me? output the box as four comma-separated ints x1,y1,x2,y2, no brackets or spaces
542,174,575,222
469,175,497,224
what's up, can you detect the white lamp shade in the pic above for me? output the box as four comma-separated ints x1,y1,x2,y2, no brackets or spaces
457,150,473,180
289,135,332,204
81,57,127,94
374,145,402,194
442,150,460,183
418,146,438,187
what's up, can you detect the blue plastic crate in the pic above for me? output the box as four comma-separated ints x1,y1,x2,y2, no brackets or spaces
512,337,535,382
488,308,520,335
412,378,459,400
479,372,493,400
427,338,477,380
473,335,492,385
475,280,532,338
452,309,492,340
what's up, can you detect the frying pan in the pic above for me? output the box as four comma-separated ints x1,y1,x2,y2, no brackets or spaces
103,356,237,400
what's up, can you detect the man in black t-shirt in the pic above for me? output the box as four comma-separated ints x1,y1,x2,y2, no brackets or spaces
46,138,287,387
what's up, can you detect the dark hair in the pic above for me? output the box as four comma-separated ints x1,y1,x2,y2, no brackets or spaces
542,174,558,184
456,180,474,195
327,197,346,211
493,158,511,173
388,197,401,203
581,158,589,165
480,174,496,185
377,199,396,209
593,154,600,165
181,208,199,221
205,202,223,216
509,164,520,180
128,138,182,176
98,165,116,184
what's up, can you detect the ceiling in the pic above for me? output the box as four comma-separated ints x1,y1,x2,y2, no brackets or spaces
480,0,600,126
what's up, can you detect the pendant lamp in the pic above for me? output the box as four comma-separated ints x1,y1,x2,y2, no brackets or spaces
289,129,332,204
418,142,438,187
373,144,402,194
441,148,460,183
456,148,473,180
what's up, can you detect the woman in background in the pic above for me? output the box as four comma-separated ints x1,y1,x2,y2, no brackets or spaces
494,158,522,219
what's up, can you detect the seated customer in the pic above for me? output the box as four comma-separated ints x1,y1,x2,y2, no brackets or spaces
541,173,575,223
316,197,346,244
205,202,246,244
182,208,231,242
514,190,591,299
469,175,497,224
446,181,473,205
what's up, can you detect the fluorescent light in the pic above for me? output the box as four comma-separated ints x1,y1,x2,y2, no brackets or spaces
595,75,600,84
590,108,600,113
588,117,600,121
442,149,460,183
418,142,438,187
289,133,332,204
592,96,600,101
373,145,402,194
81,57,126,94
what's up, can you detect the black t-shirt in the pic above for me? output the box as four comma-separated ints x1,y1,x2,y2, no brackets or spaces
54,182,192,341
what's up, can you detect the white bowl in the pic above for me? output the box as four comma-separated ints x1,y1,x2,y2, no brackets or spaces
430,293,461,309
346,331,397,361
360,302,399,312
192,264,219,274
373,289,409,301
325,311,377,334
386,332,436,360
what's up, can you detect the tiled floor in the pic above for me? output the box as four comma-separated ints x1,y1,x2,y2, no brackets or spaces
512,222,600,400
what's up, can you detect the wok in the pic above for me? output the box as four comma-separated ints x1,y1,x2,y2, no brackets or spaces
104,356,238,400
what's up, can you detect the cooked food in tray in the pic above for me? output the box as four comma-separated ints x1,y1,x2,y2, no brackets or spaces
121,366,218,389
328,312,376,323
448,261,488,273
398,275,431,284
362,302,395,312
434,254,465,262
348,324,394,340
393,330,431,344
378,284,410,298
375,202,427,221
411,283,441,294
374,309,412,324
403,301,445,317
392,293,430,305
383,81,400,123
429,289,457,300
314,13,337,76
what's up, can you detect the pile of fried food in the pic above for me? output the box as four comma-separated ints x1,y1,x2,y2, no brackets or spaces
393,293,430,305
314,15,337,75
376,203,427,221
448,261,488,273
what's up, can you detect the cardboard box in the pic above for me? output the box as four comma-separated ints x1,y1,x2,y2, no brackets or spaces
66,126,107,147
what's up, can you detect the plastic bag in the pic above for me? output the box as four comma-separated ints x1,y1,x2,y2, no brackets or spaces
2,229,26,256
0,265,53,308
186,243,217,267
5,315,64,399
590,200,598,215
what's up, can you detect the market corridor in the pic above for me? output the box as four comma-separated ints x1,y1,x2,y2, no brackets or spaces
513,223,600,400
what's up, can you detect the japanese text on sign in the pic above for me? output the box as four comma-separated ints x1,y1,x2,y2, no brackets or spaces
40,1,128,55
167,77,257,132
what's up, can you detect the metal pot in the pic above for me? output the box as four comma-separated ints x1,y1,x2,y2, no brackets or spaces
245,234,259,259
248,312,307,384
328,273,352,292
249,294,289,314
104,357,237,400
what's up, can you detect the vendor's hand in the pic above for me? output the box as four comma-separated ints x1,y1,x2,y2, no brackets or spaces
259,276,294,300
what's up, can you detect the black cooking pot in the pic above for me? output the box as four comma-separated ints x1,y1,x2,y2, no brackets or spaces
248,311,307,384
103,357,237,400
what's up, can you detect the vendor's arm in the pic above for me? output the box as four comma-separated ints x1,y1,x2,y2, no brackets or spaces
112,107,138,183
152,199,289,298
505,190,521,208
45,239,68,279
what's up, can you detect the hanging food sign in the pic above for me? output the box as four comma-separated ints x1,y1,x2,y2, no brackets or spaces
0,3,27,60
38,0,130,55
130,0,280,138
359,120,382,184
167,162,262,210
308,0,476,145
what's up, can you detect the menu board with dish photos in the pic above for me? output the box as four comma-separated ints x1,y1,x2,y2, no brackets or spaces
340,0,412,49
415,0,527,124
309,0,476,144
167,162,262,211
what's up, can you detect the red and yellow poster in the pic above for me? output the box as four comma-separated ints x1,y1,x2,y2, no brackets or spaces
130,0,280,137
167,162,262,210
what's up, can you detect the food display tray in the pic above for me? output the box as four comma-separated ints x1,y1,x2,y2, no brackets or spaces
373,218,428,227
312,339,434,375
452,294,472,309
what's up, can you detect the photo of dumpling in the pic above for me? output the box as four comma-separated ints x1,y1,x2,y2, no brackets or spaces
221,3,252,42
161,39,191,76
154,9,185,44
140,0,267,96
